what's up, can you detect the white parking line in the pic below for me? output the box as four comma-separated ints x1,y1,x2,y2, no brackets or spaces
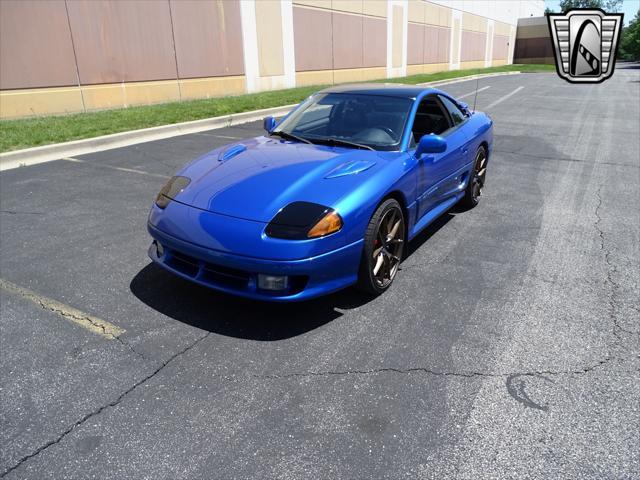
457,86,491,100
0,278,125,340
62,157,169,179
193,133,243,140
484,86,524,110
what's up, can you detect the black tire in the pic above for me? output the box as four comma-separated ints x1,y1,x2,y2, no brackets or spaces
460,145,488,209
356,198,405,295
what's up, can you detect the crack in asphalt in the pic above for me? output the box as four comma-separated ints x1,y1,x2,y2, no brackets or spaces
0,333,211,478
594,186,639,340
0,210,44,215
238,354,628,382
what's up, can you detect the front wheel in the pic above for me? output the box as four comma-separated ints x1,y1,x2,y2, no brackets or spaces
356,199,405,295
460,145,487,209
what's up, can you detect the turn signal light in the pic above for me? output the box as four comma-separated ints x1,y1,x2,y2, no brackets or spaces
307,211,343,238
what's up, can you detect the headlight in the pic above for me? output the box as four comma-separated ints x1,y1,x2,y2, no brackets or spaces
155,176,190,209
265,202,343,239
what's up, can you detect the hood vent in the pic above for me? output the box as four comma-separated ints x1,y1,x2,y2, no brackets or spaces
218,144,247,162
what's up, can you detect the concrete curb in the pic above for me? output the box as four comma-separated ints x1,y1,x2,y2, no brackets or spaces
0,71,523,172
0,104,297,171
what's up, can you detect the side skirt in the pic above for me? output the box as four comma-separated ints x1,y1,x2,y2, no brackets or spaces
408,192,464,240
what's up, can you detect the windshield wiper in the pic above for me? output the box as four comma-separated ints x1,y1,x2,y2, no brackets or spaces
316,137,375,151
269,130,313,145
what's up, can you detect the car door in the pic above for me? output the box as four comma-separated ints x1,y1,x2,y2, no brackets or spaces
411,95,469,220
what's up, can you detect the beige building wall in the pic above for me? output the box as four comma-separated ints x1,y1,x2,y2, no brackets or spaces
406,1,451,76
1,0,542,119
255,1,285,77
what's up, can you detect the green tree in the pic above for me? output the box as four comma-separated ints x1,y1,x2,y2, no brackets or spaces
558,0,622,11
619,9,640,60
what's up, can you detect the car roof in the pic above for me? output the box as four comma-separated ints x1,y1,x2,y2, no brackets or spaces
319,83,441,100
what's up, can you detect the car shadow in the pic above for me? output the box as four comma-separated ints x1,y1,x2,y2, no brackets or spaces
130,210,456,340
404,210,456,261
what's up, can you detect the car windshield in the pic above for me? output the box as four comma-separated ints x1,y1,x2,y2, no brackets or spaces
273,93,413,151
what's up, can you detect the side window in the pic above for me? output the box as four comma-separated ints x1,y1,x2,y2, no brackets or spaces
438,95,466,126
410,97,452,146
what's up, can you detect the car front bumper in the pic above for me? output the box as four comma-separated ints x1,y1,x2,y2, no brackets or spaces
147,221,363,302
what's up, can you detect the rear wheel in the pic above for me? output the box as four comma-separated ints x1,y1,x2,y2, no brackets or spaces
460,145,487,209
356,199,405,295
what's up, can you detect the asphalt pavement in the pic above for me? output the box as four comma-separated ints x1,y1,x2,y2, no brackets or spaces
1,68,639,479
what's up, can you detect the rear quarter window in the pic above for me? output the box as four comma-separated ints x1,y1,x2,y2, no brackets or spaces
438,95,466,126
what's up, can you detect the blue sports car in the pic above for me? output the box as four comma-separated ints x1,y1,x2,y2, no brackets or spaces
147,84,493,301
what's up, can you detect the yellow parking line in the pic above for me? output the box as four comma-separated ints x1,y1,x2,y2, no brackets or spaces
0,278,125,340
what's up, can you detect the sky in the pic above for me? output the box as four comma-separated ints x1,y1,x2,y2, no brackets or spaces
544,0,640,25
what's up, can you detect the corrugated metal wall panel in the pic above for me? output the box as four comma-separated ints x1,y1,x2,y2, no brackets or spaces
363,16,386,68
332,11,364,70
293,6,333,71
66,0,178,84
170,0,244,79
0,0,78,90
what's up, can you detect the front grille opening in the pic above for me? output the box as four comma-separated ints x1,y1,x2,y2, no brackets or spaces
160,246,308,296
166,251,199,277
201,264,250,289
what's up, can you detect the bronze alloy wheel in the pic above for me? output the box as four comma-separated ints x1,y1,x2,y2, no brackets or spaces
372,206,404,288
357,198,406,295
471,147,487,200
460,145,487,209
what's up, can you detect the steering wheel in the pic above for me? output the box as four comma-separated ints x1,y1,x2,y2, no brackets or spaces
372,126,397,141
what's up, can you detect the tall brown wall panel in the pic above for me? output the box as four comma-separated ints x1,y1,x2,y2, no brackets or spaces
293,6,333,71
493,34,509,60
0,0,78,90
461,31,486,61
437,27,450,63
407,23,425,65
66,0,178,85
424,26,449,64
363,16,386,67
293,7,386,72
408,23,450,66
332,12,364,69
424,25,440,63
169,0,244,79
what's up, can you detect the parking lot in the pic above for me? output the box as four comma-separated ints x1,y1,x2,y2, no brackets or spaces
1,69,639,479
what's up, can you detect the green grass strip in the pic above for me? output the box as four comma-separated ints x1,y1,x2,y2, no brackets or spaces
0,64,553,153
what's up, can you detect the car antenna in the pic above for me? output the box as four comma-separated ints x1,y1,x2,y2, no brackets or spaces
472,76,479,113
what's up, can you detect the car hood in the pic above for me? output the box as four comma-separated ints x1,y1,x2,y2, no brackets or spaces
172,136,382,223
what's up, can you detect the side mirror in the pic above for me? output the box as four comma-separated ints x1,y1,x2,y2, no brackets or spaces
263,116,276,133
415,134,447,158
